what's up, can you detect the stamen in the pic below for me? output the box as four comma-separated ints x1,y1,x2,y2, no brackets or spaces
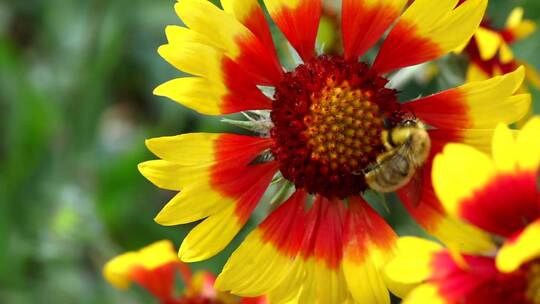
270,55,398,198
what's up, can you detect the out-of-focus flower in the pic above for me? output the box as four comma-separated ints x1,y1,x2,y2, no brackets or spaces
103,240,261,304
463,6,540,90
140,0,531,302
385,117,540,303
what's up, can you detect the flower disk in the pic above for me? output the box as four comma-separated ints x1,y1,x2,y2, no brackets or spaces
271,55,398,198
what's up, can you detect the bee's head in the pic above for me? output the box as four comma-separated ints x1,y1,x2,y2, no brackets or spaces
384,108,418,129
400,119,418,128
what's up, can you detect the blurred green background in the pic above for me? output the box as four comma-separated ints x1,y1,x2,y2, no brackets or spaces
0,0,539,303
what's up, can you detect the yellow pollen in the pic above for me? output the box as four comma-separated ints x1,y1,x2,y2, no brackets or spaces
304,79,383,173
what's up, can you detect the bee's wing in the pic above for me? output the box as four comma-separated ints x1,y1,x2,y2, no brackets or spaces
401,165,425,208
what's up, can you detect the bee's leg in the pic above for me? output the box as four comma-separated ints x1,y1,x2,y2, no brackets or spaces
357,159,384,175
375,150,396,163
381,130,394,151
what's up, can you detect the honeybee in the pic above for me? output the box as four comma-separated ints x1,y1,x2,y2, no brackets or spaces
363,119,431,196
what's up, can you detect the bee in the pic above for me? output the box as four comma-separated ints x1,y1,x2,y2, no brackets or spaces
363,119,431,197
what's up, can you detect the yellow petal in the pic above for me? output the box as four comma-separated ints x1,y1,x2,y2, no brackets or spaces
497,220,540,273
403,284,448,304
179,204,243,262
102,240,178,290
466,62,490,83
137,240,179,269
145,133,218,165
429,214,496,255
154,183,232,226
175,0,248,59
344,255,390,304
267,261,305,304
154,77,227,115
216,231,295,296
158,42,224,82
516,117,540,170
506,7,525,29
385,237,442,288
164,25,219,50
138,160,199,191
374,0,486,72
103,252,139,289
498,42,514,64
461,67,528,128
432,143,495,216
221,0,261,24
474,27,502,61
297,259,349,304
429,0,487,52
505,7,537,41
457,129,496,154
492,123,518,172
407,68,529,132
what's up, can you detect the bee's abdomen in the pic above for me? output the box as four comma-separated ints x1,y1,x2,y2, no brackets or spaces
365,154,412,193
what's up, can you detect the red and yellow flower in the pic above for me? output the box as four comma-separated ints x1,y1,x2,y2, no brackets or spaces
385,117,540,303
140,0,531,302
103,240,255,304
104,240,186,303
463,4,540,91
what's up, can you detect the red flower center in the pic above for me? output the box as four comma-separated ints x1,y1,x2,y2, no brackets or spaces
270,55,400,198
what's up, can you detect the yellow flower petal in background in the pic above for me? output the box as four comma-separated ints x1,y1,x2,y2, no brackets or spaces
374,0,486,73
391,116,540,303
103,252,139,290
466,62,490,83
497,219,540,273
402,284,448,304
475,27,502,61
491,123,518,172
505,7,537,42
432,143,495,216
103,240,179,291
498,42,514,64
516,117,540,170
